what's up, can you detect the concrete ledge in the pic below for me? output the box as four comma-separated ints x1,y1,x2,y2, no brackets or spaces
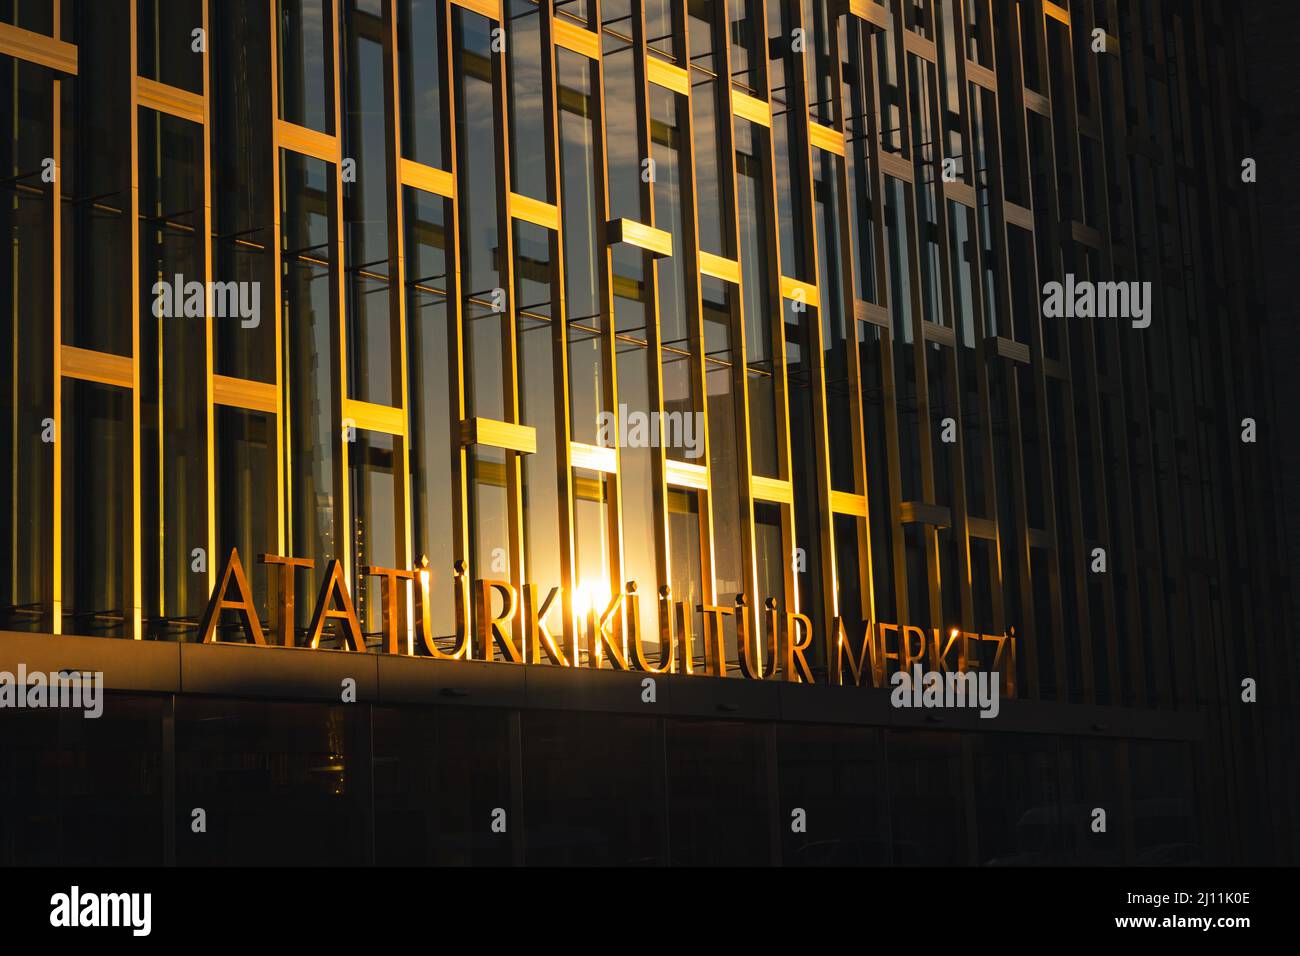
181,641,379,702
523,663,651,715
379,654,524,708
0,632,1205,740
0,630,180,693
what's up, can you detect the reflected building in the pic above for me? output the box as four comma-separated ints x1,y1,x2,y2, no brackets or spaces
0,0,1295,865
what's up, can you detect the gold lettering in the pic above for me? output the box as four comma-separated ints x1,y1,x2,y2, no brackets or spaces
784,611,815,683
524,583,567,666
199,548,266,645
990,628,1017,698
929,627,961,674
587,592,628,669
961,631,982,671
901,625,927,671
700,604,732,677
363,565,414,655
675,596,695,675
415,557,468,659
306,559,366,651
876,622,900,684
475,579,522,663
258,553,314,646
830,616,874,687
737,594,776,679
629,582,674,674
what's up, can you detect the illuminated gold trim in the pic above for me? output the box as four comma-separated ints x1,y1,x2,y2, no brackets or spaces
807,121,846,156
730,89,771,127
400,157,455,198
830,490,868,517
570,441,617,474
0,22,77,74
50,61,63,633
130,0,143,639
573,474,606,503
608,218,673,258
665,459,708,490
509,192,560,231
136,77,205,124
1044,1,1070,24
202,0,216,602
275,119,340,163
268,0,286,560
60,346,133,389
212,375,277,413
780,275,820,309
645,56,690,96
751,475,794,505
461,417,538,454
450,0,500,19
841,0,890,29
343,399,406,437
698,251,740,284
553,18,600,60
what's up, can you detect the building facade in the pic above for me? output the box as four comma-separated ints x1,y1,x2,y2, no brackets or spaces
0,0,1295,865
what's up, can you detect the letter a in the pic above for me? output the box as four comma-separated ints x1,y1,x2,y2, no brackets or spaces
1042,281,1063,318
307,559,367,651
198,548,266,645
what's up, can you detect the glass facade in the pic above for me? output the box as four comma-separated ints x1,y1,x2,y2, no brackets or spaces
0,0,1295,866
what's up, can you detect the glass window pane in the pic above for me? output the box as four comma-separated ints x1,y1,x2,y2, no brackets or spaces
177,698,367,864
667,719,769,865
0,56,55,631
373,705,514,865
140,109,208,638
399,0,445,168
522,711,664,865
137,0,204,93
215,407,279,632
62,380,133,638
283,150,339,626
279,0,334,133
349,429,398,647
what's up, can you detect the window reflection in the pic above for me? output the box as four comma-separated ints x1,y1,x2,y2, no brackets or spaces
453,7,507,421
62,380,133,638
399,0,445,167
0,55,54,632
215,407,278,631
279,0,333,133
283,151,339,631
140,108,207,639
348,429,398,646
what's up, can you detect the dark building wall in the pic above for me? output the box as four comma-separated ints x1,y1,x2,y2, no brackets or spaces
0,690,1202,867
